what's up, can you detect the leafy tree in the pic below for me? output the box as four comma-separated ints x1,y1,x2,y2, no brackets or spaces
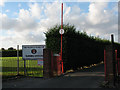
8,47,15,50
1,48,5,50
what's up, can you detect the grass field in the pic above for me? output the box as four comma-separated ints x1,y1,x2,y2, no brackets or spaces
0,57,43,78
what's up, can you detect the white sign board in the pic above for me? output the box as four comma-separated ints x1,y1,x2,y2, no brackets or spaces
59,29,64,34
38,60,43,66
22,45,45,60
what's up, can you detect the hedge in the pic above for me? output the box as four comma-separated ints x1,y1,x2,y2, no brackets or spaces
45,24,120,71
1,50,22,57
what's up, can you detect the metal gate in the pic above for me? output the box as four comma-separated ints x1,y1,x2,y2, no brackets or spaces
25,60,43,77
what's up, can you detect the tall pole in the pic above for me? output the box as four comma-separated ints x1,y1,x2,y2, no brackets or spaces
111,34,116,86
61,3,64,73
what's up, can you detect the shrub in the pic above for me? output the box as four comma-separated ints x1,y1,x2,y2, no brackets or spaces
45,24,120,71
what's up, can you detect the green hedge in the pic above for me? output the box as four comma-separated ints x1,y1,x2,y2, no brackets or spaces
1,50,22,57
45,24,120,71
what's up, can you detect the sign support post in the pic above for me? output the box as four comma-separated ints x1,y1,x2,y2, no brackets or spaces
17,45,19,75
24,60,26,75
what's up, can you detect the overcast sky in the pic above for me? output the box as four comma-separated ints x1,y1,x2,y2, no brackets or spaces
0,0,119,49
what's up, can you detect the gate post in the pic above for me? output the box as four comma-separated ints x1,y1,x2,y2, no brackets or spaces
111,34,116,86
105,45,114,85
43,49,53,78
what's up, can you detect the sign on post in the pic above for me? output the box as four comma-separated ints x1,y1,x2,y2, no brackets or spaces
38,60,43,66
59,29,64,34
22,45,45,60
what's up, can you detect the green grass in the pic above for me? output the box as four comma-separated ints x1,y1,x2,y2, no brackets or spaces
0,57,43,78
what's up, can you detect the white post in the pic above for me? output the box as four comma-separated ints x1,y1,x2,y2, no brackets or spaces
17,45,19,75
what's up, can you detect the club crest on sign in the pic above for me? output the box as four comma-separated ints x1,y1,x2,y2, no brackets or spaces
31,49,37,54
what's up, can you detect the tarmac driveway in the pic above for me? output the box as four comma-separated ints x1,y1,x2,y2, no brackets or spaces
2,64,105,88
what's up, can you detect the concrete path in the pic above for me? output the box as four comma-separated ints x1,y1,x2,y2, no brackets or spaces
2,64,105,88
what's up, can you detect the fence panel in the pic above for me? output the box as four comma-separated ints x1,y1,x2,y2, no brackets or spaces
2,57,43,79
2,57,18,78
25,60,43,77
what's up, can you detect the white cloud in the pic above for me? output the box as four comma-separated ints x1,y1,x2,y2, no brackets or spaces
86,2,118,37
87,2,108,25
18,3,21,7
44,2,60,19
1,2,60,49
64,6,71,17
39,2,60,28
0,0,5,6
29,3,42,19
0,2,118,49
0,8,39,31
64,2,118,41
16,9,39,31
5,9,10,12
0,13,17,30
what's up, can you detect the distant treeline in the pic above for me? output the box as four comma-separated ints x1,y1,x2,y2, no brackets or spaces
45,24,120,71
1,50,22,57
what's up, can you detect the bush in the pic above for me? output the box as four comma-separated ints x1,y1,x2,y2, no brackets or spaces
45,24,120,71
1,50,22,57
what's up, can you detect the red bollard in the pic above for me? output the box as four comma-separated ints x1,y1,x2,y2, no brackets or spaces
53,54,62,76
